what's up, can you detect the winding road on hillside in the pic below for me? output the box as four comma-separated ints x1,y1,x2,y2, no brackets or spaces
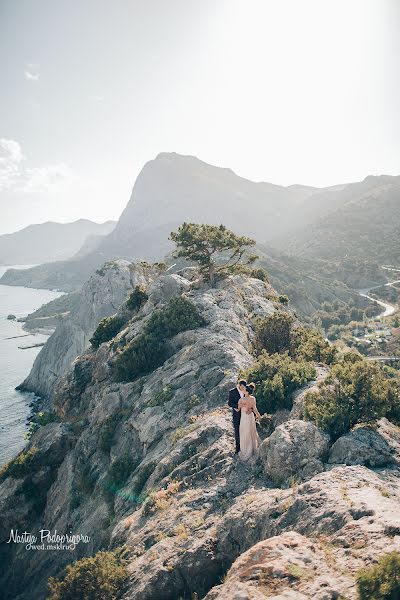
358,273,400,319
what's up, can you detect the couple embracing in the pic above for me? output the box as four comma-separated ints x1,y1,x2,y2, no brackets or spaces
228,379,262,461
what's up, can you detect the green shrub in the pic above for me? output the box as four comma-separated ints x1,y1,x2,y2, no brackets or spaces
108,455,135,488
278,294,289,305
126,285,148,311
254,311,336,365
357,552,400,600
0,446,40,480
242,351,316,413
291,326,337,364
90,315,126,349
113,296,205,382
149,385,173,407
47,548,128,600
18,475,53,514
99,414,122,452
26,411,60,439
112,333,168,382
304,354,396,439
254,312,295,355
187,394,200,408
250,267,269,282
145,296,205,338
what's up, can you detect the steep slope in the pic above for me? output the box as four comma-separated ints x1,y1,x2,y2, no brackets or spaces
1,270,400,600
0,270,279,599
98,152,319,260
255,244,381,316
17,260,163,400
280,175,400,264
0,219,116,266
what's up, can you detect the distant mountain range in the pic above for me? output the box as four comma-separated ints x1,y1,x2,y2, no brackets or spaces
0,219,116,266
278,175,400,265
0,153,398,297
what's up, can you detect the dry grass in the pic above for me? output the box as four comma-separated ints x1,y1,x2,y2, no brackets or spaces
143,480,183,514
174,524,189,539
170,423,199,444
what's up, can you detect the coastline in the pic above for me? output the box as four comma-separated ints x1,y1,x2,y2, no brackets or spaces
0,265,63,466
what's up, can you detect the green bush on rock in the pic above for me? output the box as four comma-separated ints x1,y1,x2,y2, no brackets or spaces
249,267,269,282
47,548,128,600
90,315,126,349
126,285,148,311
304,353,400,440
149,385,173,407
254,312,294,355
108,455,135,488
145,296,205,339
253,311,336,364
26,411,60,439
357,551,400,600
0,446,40,480
242,351,316,413
99,414,122,452
112,296,205,382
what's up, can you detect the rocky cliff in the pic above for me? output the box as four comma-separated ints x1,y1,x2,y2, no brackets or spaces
17,260,162,401
1,269,400,600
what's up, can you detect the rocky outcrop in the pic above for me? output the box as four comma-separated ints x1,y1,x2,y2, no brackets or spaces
17,260,161,402
19,291,80,333
0,271,278,599
2,267,400,600
205,531,352,600
207,464,400,599
259,420,330,485
329,418,400,467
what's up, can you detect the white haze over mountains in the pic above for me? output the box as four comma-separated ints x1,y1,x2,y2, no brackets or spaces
0,0,399,234
1,152,398,293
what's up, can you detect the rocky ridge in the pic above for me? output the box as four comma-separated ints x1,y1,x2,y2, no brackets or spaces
17,260,163,403
1,269,400,600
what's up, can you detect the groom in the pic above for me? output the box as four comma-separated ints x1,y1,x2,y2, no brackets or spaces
228,379,247,454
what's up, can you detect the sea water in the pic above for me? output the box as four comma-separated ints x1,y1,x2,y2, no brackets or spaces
0,265,62,466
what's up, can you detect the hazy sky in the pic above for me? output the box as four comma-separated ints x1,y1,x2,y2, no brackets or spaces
0,0,399,234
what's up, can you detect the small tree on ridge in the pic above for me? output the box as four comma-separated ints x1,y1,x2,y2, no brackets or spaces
169,222,257,286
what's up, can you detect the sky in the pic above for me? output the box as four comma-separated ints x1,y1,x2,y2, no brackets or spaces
0,0,399,234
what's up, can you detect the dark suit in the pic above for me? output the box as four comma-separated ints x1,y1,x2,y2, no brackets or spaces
228,387,242,453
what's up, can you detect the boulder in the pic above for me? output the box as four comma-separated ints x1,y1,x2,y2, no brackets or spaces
259,420,330,485
146,273,191,307
329,418,400,467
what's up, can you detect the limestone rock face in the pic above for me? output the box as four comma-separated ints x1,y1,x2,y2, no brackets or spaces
3,266,400,600
17,260,159,402
259,420,330,485
146,273,192,307
0,271,277,600
329,418,400,467
204,531,352,600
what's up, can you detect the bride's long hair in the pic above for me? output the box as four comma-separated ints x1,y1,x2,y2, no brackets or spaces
245,382,255,395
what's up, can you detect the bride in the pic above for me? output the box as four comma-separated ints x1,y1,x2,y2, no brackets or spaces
235,383,261,461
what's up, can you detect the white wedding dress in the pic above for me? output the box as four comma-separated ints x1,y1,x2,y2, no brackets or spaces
239,410,260,461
